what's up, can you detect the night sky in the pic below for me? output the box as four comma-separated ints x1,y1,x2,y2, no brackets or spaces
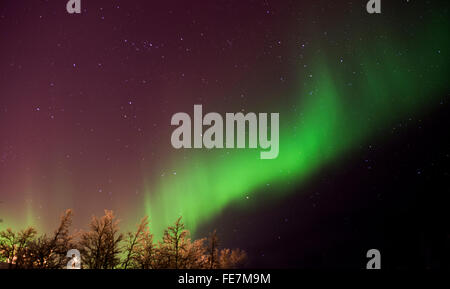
0,0,449,269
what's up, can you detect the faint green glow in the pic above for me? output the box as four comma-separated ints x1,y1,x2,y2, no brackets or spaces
145,18,449,238
0,196,40,232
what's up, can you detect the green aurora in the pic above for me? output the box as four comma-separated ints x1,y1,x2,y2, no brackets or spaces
144,16,449,238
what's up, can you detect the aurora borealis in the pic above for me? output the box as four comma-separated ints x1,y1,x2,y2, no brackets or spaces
0,0,449,268
145,9,449,237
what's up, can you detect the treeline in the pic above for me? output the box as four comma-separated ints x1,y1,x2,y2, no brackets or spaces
0,210,247,269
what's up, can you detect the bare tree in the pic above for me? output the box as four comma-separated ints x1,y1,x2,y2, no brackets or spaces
25,209,74,268
159,217,189,269
180,237,208,269
122,216,155,269
1,211,249,269
79,210,123,269
0,227,37,269
133,228,154,269
207,230,220,269
219,248,247,269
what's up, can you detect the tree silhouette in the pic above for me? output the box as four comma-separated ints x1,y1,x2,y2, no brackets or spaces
181,237,208,269
207,230,220,269
24,209,74,268
219,248,247,269
79,210,123,269
122,216,154,269
0,200,3,225
0,227,37,269
158,216,189,269
0,209,247,269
